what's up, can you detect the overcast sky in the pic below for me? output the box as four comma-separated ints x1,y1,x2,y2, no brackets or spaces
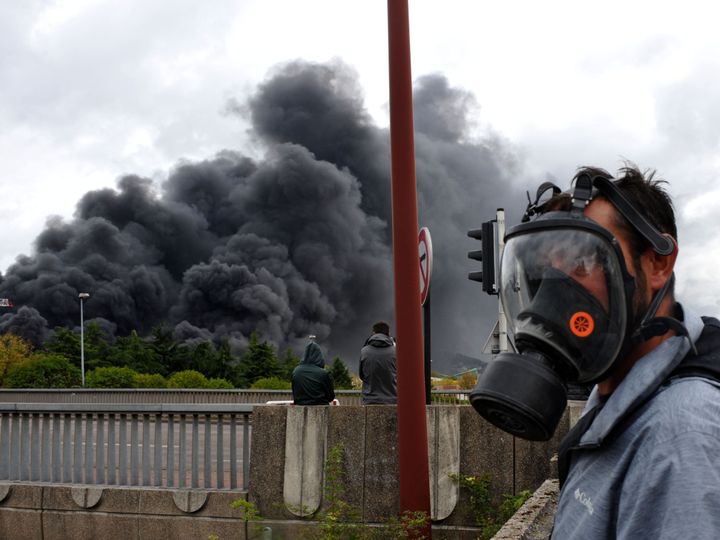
3,0,720,315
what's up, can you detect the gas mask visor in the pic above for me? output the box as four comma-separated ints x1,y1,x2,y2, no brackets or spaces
471,214,631,440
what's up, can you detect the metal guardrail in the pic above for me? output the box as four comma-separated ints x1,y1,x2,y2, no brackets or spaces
0,390,472,492
0,389,473,405
0,403,253,491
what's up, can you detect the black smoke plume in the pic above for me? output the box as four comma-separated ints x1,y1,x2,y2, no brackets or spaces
0,60,524,371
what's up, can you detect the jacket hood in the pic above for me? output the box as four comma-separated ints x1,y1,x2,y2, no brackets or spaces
365,333,395,348
301,341,326,367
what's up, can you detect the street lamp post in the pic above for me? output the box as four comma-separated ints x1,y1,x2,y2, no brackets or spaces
78,292,90,387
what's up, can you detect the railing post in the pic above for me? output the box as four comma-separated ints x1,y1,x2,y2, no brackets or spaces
108,414,116,485
217,413,224,490
142,415,151,486
119,414,128,485
167,414,175,488
85,413,94,483
72,414,82,483
130,414,139,486
1,414,11,479
243,413,250,490
96,413,106,485
179,414,187,488
204,414,212,488
62,415,72,482
154,413,162,486
41,414,52,481
191,415,199,488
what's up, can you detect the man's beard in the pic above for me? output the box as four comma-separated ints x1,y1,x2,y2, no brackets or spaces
630,261,650,331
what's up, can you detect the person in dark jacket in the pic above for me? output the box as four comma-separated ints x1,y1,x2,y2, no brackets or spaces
359,321,397,404
291,340,335,405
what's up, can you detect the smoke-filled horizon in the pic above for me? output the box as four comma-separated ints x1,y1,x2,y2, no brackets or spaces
0,60,525,372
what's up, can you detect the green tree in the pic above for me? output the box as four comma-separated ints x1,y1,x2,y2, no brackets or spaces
250,376,291,390
0,334,33,386
5,353,81,388
189,341,218,377
327,357,353,389
107,331,165,375
233,333,280,388
86,366,138,388
149,325,182,373
214,341,237,381
205,377,234,389
133,373,168,388
278,348,300,382
83,322,112,370
167,369,209,388
45,327,80,364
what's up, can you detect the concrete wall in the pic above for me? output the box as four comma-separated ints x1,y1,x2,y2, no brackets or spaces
249,404,570,528
0,484,250,540
0,403,579,538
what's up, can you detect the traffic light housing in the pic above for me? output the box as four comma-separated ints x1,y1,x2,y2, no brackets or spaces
467,220,497,295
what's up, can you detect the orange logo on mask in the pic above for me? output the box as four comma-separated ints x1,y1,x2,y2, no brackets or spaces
570,312,594,337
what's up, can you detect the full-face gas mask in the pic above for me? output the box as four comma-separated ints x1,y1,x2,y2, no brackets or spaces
470,173,683,441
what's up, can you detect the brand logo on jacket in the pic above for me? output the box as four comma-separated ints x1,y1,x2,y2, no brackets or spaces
574,488,594,515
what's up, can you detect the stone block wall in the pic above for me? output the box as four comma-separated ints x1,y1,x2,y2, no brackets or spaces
0,484,249,540
249,404,570,527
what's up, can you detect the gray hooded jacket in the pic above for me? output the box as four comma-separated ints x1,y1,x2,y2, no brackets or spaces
552,305,720,539
359,333,397,404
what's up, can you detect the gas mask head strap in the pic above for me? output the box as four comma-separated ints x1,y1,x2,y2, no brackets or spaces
522,182,562,222
591,175,675,256
570,172,594,213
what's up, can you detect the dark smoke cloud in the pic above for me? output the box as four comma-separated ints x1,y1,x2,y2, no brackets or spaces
0,306,49,348
0,59,524,370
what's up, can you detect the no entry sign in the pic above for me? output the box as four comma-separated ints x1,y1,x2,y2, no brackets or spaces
419,227,433,305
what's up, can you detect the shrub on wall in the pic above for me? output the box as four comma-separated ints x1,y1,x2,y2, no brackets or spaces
167,369,209,388
5,354,81,388
205,377,234,389
133,373,168,388
250,376,291,390
86,366,138,388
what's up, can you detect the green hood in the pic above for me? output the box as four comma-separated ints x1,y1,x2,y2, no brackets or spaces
302,341,326,368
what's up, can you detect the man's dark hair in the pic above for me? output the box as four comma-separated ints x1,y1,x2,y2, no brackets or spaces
542,163,677,301
372,321,390,335
543,163,677,260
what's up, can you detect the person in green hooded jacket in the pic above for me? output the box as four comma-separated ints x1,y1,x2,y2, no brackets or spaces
291,340,335,405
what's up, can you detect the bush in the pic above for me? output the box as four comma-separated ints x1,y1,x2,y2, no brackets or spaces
167,369,208,388
86,366,138,388
0,333,34,386
5,354,81,388
450,473,532,539
205,377,234,389
133,373,168,388
457,371,478,389
250,376,291,390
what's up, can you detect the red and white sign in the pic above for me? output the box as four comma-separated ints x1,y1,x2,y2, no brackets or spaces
0,298,12,308
419,227,433,306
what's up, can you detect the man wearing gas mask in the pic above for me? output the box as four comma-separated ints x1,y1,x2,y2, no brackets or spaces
470,165,720,538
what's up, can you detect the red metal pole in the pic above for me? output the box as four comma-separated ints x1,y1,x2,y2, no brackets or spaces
387,0,431,533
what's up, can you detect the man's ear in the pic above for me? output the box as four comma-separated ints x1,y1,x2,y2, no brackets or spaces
646,234,678,292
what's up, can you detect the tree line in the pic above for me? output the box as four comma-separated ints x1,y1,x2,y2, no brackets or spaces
0,324,354,389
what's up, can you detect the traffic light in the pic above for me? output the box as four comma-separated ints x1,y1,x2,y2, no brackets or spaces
467,220,497,295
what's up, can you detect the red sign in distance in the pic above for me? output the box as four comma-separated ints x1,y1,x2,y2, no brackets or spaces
418,227,433,306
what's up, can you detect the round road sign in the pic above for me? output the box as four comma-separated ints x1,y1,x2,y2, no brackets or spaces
419,227,433,305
